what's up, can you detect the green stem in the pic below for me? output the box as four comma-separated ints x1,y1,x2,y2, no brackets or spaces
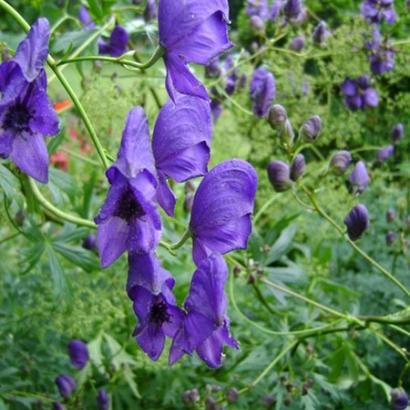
50,14,78,35
0,230,21,244
169,229,191,250
305,189,410,298
254,194,279,224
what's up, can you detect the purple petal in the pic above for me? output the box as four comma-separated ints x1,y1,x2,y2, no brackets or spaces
128,216,161,254
78,5,95,30
108,25,129,57
250,68,276,117
162,305,185,338
11,131,48,183
131,285,154,319
28,88,60,136
135,323,166,361
341,79,357,97
0,130,14,158
156,174,176,217
97,216,129,267
153,95,212,182
0,61,26,104
68,339,89,369
363,88,379,107
14,18,50,82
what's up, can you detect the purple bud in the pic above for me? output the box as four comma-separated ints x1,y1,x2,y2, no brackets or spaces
267,160,292,192
407,0,410,10
290,154,305,181
344,204,369,241
205,59,222,79
391,123,404,143
262,395,275,407
284,0,303,20
330,150,352,175
289,36,305,52
226,388,239,403
376,145,394,163
182,388,200,405
97,388,109,410
300,115,322,142
349,161,370,194
144,0,158,21
205,397,217,410
268,104,288,129
82,235,97,251
313,21,330,46
386,230,396,245
68,339,89,369
55,375,76,398
53,403,66,410
386,209,396,222
250,15,265,31
390,388,409,410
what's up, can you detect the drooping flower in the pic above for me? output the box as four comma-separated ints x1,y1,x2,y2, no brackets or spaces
330,150,352,175
313,21,330,46
376,145,394,162
390,388,409,410
267,160,291,192
344,204,369,241
349,161,370,194
98,25,128,57
55,375,76,398
0,18,59,183
360,0,396,24
341,76,379,110
170,254,239,368
250,15,266,32
246,0,270,20
78,5,96,30
95,108,161,268
290,154,305,181
97,388,110,410
250,67,276,117
152,95,212,216
268,104,288,128
289,36,305,52
68,339,89,369
130,281,184,361
224,55,239,95
391,123,404,143
367,29,395,75
300,115,322,142
284,0,305,22
189,160,258,265
158,0,232,101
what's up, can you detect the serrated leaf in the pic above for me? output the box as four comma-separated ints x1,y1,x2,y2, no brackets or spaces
46,245,67,296
54,225,90,244
88,333,104,372
52,242,99,271
122,365,141,399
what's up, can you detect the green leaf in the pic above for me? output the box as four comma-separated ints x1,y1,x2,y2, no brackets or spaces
0,163,20,199
54,224,90,244
46,245,67,296
88,333,104,372
52,242,99,272
266,224,297,264
122,365,141,399
53,29,98,53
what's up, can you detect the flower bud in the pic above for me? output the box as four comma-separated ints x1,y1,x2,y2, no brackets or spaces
330,150,352,175
376,145,394,163
290,154,305,181
267,160,292,192
55,375,76,398
313,21,330,46
205,59,222,79
300,115,322,142
97,388,109,410
349,161,369,194
53,403,65,410
68,339,89,369
262,395,275,407
390,388,408,410
182,388,200,406
144,0,158,21
250,15,265,32
391,123,404,144
268,104,288,129
205,397,217,410
284,0,303,20
289,36,305,52
386,231,396,245
226,388,239,403
344,204,369,241
82,235,97,251
386,209,396,222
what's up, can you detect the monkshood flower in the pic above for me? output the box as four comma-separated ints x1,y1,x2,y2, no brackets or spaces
250,67,276,117
205,59,222,79
78,5,95,30
145,0,158,21
55,375,76,398
391,388,409,410
152,95,212,217
97,388,110,410
130,281,184,361
271,0,284,21
250,15,265,32
360,0,396,24
68,339,89,369
158,0,232,101
330,150,352,175
268,104,287,128
170,254,239,368
289,36,305,52
0,18,59,183
300,115,322,142
98,25,128,57
284,0,305,22
367,29,395,75
313,21,330,46
95,108,161,268
267,160,291,192
376,145,394,162
344,204,369,241
189,160,257,265
349,161,370,194
391,123,404,143
246,0,270,20
290,154,305,181
341,76,379,110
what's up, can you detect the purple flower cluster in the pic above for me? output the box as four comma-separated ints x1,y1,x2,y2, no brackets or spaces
341,76,379,110
0,18,59,183
366,29,395,75
360,0,396,24
94,0,258,368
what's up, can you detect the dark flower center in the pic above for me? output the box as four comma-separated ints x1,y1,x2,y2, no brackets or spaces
114,187,145,222
150,300,170,326
3,103,32,133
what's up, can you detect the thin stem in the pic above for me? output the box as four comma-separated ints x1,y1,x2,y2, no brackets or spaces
28,178,97,229
168,229,191,251
0,230,21,244
50,14,78,35
254,194,280,224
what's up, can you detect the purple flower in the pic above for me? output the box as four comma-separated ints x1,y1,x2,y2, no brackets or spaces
145,0,158,21
211,99,223,123
159,0,232,101
386,230,396,245
205,59,222,79
0,18,59,183
224,56,238,95
290,154,305,181
78,5,96,30
98,25,128,57
131,281,184,361
152,96,212,217
341,76,379,110
97,388,110,410
55,374,76,398
391,123,404,143
349,161,370,194
313,21,330,46
268,104,288,128
68,339,89,369
391,388,409,410
376,145,394,162
330,150,352,175
267,160,291,191
189,160,257,265
367,29,395,75
95,108,161,268
271,1,284,21
300,115,322,142
250,15,265,31
82,235,97,251
53,403,66,410
360,0,396,24
344,204,369,241
284,0,305,21
250,68,276,117
170,254,239,368
289,36,305,52
246,0,270,20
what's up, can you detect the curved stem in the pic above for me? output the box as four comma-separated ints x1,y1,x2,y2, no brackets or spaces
169,229,191,250
254,194,280,224
304,188,410,298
